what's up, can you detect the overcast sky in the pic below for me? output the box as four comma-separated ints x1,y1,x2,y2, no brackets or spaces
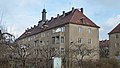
0,0,120,40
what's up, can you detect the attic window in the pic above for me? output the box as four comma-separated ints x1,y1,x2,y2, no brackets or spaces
80,17,86,24
80,18,83,23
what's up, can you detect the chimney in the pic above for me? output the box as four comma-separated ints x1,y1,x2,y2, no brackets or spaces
42,9,47,22
51,17,54,20
27,28,29,30
31,27,33,29
80,8,83,13
72,7,74,11
34,25,36,27
57,14,59,18
62,11,65,17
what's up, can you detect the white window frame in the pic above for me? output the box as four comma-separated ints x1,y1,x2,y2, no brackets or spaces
115,43,119,48
88,39,92,45
61,36,64,43
88,28,92,33
79,27,82,32
78,38,82,44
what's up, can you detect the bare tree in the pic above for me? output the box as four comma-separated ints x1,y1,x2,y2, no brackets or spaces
10,42,36,68
63,41,98,68
72,44,97,68
39,45,57,68
0,31,34,68
100,46,109,58
0,31,15,68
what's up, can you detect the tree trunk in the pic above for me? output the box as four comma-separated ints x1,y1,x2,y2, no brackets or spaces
22,60,26,68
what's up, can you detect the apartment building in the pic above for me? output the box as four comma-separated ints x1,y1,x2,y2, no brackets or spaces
108,23,120,57
16,8,100,67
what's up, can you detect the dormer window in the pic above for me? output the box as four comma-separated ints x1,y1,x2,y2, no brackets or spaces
80,18,83,23
80,17,85,23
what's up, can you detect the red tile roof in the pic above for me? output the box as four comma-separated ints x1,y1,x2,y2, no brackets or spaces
17,8,100,40
108,23,120,34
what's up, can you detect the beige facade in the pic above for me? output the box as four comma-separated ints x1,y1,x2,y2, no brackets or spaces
17,23,99,59
109,33,120,57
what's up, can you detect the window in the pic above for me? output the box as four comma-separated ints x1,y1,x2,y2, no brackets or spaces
40,41,45,45
61,36,64,43
61,48,64,51
116,34,119,38
34,49,39,55
52,37,55,44
34,40,39,47
40,41,42,43
80,18,83,23
43,33,45,37
56,36,60,44
40,41,44,45
79,27,82,32
46,41,49,45
47,32,50,36
88,39,92,44
61,48,65,54
28,37,31,41
52,27,65,33
115,43,119,48
42,41,45,45
56,28,61,32
41,33,45,37
52,29,56,33
78,38,82,44
34,35,36,39
61,27,65,32
20,45,26,49
88,28,92,33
